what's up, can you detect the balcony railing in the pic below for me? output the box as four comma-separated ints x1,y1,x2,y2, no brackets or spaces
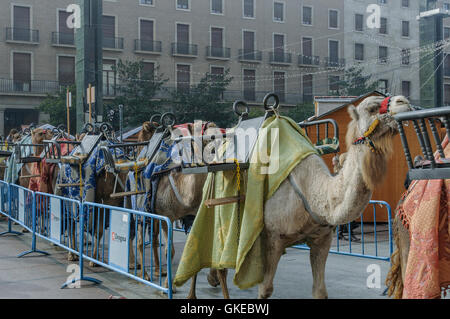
445,67,450,77
171,43,198,56
238,49,262,62
134,39,162,53
298,55,320,66
6,27,39,43
269,51,292,64
103,36,124,50
51,32,75,46
325,57,346,67
206,46,231,59
0,79,61,94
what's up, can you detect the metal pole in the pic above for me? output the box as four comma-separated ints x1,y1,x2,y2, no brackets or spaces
119,104,123,143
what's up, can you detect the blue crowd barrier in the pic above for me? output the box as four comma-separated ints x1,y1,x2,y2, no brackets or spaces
292,200,393,262
0,182,174,299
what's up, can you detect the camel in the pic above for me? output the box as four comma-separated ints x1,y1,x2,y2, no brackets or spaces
130,122,223,296
182,95,411,299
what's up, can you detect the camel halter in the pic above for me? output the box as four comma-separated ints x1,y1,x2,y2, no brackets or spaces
352,97,392,154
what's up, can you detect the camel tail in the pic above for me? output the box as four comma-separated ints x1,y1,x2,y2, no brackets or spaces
385,229,403,299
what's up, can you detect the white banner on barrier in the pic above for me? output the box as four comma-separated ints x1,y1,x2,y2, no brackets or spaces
109,210,130,272
18,189,25,223
50,197,61,243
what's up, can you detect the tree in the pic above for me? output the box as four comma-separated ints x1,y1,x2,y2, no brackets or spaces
331,65,378,96
169,69,234,128
107,59,168,129
38,85,76,132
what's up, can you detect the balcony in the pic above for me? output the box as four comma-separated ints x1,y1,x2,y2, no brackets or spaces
171,43,198,57
445,67,450,78
134,39,162,54
51,32,75,46
103,36,124,50
269,51,292,65
238,49,262,62
6,27,39,44
298,55,320,67
206,46,231,60
0,79,61,95
325,57,346,68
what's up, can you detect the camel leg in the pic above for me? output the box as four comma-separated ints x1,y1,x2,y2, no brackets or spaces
152,222,165,277
258,233,284,299
217,269,230,299
308,230,333,299
161,221,176,293
67,219,79,261
207,268,220,287
89,213,104,268
187,273,197,299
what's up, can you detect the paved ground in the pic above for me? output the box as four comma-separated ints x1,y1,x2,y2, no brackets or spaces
0,218,393,299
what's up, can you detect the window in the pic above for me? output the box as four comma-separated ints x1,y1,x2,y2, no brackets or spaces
57,10,74,45
402,81,411,99
140,19,154,51
243,0,254,18
379,0,387,4
445,55,450,77
329,10,339,29
274,72,285,102
444,3,450,10
13,52,31,91
13,5,31,41
176,23,190,54
402,21,410,37
210,27,224,56
302,37,313,58
177,0,189,10
329,76,340,94
380,17,388,34
303,74,313,102
402,0,409,7
274,2,284,22
103,16,116,48
378,79,389,94
379,46,388,63
242,30,255,59
302,6,312,25
243,69,256,101
211,0,223,14
142,62,155,81
445,85,450,105
211,66,225,98
58,56,75,86
103,59,116,96
177,64,190,93
273,34,285,61
355,14,364,31
402,49,410,65
140,0,153,5
445,27,450,39
329,40,339,64
355,43,364,61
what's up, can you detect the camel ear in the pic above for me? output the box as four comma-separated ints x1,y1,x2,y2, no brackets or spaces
348,105,359,121
143,122,151,132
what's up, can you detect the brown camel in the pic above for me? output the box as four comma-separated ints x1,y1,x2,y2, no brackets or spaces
131,122,223,296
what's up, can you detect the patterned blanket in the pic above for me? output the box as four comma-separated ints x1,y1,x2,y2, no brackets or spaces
174,115,318,289
398,136,450,299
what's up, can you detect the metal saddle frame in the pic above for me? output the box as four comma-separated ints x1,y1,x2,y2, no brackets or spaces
100,112,177,199
298,119,340,155
395,106,450,180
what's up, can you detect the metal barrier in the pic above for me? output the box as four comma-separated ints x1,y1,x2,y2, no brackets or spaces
0,182,174,298
66,201,173,298
293,200,393,262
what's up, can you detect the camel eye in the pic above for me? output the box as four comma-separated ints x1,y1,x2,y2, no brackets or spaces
367,104,379,114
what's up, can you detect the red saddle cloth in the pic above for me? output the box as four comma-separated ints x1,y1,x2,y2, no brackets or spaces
399,136,450,298
28,139,73,194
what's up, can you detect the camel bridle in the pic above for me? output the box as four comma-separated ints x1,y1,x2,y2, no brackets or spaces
352,97,392,154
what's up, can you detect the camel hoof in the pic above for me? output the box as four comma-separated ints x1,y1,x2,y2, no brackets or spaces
22,228,29,233
153,268,167,277
207,273,220,287
67,253,79,262
89,261,99,268
129,264,142,270
187,294,197,299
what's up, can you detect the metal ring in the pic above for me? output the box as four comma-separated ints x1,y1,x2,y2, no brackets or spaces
100,122,113,134
263,93,280,111
57,124,66,133
150,113,162,129
233,100,249,117
161,112,176,128
52,127,60,135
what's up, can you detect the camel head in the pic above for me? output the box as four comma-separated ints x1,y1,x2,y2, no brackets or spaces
138,121,159,142
345,95,411,190
31,128,53,144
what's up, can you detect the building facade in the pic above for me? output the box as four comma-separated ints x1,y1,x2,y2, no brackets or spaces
0,0,432,136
